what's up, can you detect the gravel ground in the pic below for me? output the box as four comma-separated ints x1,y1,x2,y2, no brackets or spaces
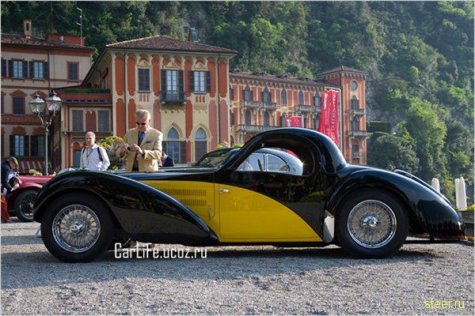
1,220,474,315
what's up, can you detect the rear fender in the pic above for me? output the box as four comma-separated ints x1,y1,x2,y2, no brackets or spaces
325,169,463,238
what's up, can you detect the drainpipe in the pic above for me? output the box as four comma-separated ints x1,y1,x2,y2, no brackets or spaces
216,55,221,145
124,49,128,132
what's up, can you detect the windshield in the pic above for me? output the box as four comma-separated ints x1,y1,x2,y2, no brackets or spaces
194,149,238,168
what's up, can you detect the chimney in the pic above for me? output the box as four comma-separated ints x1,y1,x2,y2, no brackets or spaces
24,19,32,40
188,27,199,43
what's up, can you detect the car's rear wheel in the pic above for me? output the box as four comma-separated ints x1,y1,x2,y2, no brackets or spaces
14,190,37,222
336,190,408,258
41,193,114,262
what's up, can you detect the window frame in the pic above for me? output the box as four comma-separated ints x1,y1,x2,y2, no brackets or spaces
72,110,84,132
138,68,150,92
12,96,25,115
67,62,79,81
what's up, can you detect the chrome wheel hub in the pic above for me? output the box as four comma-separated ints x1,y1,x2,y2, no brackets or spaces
52,204,101,253
347,200,397,249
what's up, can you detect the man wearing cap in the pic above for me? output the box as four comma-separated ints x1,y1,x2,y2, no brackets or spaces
1,157,20,223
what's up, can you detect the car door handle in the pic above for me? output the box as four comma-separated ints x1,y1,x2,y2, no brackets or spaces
219,188,230,193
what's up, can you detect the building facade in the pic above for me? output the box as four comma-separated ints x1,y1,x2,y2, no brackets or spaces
1,20,95,173
229,66,367,164
77,35,236,167
2,25,367,171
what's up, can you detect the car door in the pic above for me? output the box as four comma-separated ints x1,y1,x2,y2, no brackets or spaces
217,149,323,242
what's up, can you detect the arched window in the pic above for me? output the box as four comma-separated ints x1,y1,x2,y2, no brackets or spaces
244,86,252,102
195,128,207,161
299,91,304,105
263,87,271,104
281,89,287,105
166,128,180,163
280,112,287,127
352,117,360,131
314,94,321,108
264,111,270,127
245,110,252,126
351,96,359,109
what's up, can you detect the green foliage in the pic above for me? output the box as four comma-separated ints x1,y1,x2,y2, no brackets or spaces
96,136,126,170
367,133,419,173
367,121,391,133
1,1,473,199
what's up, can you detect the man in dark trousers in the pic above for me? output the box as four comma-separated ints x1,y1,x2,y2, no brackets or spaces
1,157,20,223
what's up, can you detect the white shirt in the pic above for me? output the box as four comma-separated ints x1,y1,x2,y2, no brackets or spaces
80,144,110,171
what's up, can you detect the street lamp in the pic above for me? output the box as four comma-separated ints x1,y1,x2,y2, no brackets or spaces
29,91,62,175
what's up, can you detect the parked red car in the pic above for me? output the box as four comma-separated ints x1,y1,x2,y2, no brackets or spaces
6,175,52,222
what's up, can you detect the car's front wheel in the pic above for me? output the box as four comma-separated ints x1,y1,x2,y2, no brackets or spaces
41,193,114,262
336,190,408,258
14,190,37,222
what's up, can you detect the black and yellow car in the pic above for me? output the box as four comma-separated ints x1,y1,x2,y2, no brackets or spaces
32,128,465,262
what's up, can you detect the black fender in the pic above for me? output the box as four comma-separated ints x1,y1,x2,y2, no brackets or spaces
325,167,464,239
33,170,218,245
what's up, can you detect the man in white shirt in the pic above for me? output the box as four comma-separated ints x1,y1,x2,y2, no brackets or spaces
80,131,110,171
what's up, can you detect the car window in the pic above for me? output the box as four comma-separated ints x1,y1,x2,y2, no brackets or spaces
237,153,264,171
195,149,234,167
266,154,290,173
236,148,303,176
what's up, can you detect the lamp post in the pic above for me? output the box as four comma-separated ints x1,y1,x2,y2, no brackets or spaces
29,91,62,175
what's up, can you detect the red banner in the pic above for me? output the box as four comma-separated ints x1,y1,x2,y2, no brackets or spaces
318,90,339,146
285,115,303,127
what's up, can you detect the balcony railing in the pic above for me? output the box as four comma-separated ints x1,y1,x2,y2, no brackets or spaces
263,102,277,110
240,100,261,109
236,124,275,133
351,108,365,116
297,104,314,113
160,91,186,105
351,130,367,138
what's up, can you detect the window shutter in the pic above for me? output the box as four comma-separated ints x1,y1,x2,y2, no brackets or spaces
24,136,29,156
29,61,34,78
44,62,49,79
31,136,38,156
1,59,6,77
8,60,13,77
206,71,211,92
178,70,184,93
9,135,15,156
189,71,194,92
161,70,166,92
22,61,27,78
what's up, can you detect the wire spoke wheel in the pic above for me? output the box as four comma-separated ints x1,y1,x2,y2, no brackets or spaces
347,200,397,249
52,204,101,253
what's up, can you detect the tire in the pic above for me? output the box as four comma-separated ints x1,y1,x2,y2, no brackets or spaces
335,190,408,258
14,190,37,222
41,193,114,262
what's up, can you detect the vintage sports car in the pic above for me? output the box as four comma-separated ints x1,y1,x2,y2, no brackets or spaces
6,174,52,222
32,128,465,262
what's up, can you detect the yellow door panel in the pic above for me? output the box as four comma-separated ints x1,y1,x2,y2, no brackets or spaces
143,181,219,233
218,184,322,242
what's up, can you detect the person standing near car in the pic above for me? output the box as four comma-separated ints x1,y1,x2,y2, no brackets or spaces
119,109,163,172
80,131,110,171
1,157,21,223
